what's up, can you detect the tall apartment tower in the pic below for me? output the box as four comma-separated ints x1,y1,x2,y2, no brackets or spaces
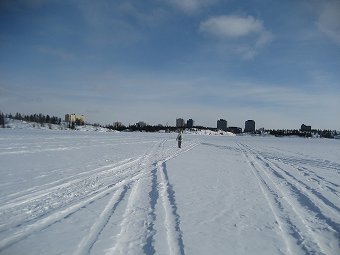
217,119,227,131
244,120,255,133
187,119,194,128
176,118,185,128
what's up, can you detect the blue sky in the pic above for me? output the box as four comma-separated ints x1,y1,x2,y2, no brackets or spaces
1,0,339,129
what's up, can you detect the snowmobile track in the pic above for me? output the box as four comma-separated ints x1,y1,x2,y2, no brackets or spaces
0,137,199,254
73,186,130,255
107,139,197,254
0,140,165,251
238,142,340,255
237,143,297,255
159,161,185,255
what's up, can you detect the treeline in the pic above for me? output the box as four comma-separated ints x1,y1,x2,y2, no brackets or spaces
266,129,336,138
105,123,338,139
1,112,62,127
1,111,338,138
105,122,214,132
105,123,177,132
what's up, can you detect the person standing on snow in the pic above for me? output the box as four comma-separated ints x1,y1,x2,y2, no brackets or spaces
176,130,183,148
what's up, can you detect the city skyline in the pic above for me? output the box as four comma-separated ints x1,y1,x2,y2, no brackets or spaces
1,0,339,130
0,111,323,132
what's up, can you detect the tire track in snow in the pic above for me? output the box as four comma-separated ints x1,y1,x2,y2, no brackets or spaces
0,141,163,251
0,159,161,252
244,144,340,230
0,156,147,232
237,143,297,255
108,140,198,255
155,139,200,255
0,138,199,253
250,154,340,254
0,138,161,216
243,144,340,216
296,165,340,191
143,163,159,255
150,140,198,255
249,145,340,201
261,155,340,216
257,147,340,174
239,143,340,255
73,185,129,255
108,177,152,255
107,140,165,255
255,146,340,197
0,178,130,252
159,161,185,255
0,156,142,206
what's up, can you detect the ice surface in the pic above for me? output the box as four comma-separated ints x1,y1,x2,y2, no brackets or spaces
0,129,339,254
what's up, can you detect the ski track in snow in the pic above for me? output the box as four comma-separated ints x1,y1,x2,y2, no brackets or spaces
0,138,199,254
73,185,129,255
1,133,339,255
106,140,196,255
158,161,185,255
237,142,340,255
0,156,143,205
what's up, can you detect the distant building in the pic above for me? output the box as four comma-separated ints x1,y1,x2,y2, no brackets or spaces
187,119,194,128
300,124,311,132
65,114,85,125
244,120,255,133
227,126,242,134
217,119,227,131
176,118,185,128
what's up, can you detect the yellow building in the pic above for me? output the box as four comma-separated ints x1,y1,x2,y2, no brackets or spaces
65,114,85,125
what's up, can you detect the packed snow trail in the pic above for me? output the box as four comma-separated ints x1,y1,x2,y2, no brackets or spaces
158,161,185,255
237,143,296,255
0,130,339,254
237,142,340,254
0,132,199,254
73,186,129,255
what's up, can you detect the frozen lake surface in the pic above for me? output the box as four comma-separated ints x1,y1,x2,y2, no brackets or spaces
0,129,339,254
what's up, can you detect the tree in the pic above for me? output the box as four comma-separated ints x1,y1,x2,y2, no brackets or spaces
0,111,5,128
76,119,84,126
15,112,21,120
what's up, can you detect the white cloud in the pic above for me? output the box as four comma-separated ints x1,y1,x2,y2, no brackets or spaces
200,15,264,38
316,1,340,45
199,14,273,59
169,0,218,13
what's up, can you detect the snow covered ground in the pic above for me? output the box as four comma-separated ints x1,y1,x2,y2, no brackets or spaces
4,118,112,132
0,129,339,255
